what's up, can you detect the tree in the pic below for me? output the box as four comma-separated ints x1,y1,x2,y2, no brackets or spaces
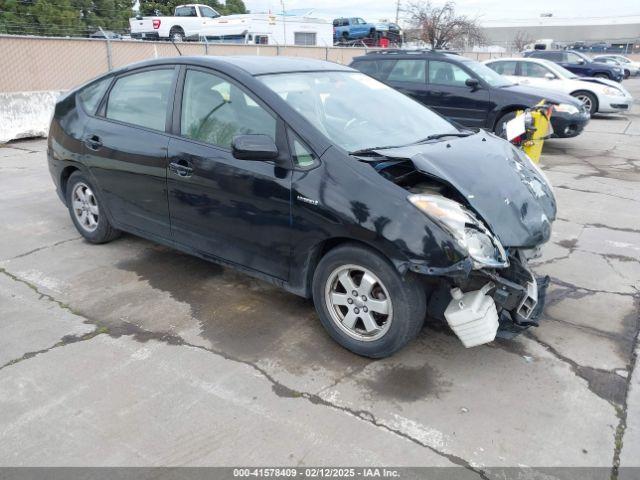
0,0,135,36
512,30,533,52
403,1,484,50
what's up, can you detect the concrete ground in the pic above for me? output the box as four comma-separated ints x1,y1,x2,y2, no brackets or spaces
0,80,639,477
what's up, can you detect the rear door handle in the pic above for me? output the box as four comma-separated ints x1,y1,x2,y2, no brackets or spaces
169,159,194,177
85,134,102,151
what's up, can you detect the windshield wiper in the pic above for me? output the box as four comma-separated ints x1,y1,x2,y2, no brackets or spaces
348,145,406,156
349,132,474,156
412,132,474,144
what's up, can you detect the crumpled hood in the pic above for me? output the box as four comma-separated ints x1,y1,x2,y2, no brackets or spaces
376,133,557,247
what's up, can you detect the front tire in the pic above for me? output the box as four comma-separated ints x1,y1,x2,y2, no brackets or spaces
312,244,427,358
66,171,120,244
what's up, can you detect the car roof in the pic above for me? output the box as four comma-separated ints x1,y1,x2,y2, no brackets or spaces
112,55,354,76
352,50,462,61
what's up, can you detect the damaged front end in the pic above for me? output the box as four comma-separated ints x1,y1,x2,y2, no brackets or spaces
363,133,556,347
417,241,550,348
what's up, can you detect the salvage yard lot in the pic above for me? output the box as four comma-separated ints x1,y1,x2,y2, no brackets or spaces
0,80,639,475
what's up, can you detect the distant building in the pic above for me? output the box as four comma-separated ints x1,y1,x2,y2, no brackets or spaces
481,14,640,51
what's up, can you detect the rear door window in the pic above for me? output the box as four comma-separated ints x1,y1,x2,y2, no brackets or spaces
105,69,175,131
175,6,196,16
387,59,426,83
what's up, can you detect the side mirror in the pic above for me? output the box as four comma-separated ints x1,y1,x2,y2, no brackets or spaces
545,72,555,80
576,59,585,65
465,77,480,90
232,134,278,161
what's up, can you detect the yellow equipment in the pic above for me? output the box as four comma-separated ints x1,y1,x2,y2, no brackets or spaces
510,102,554,163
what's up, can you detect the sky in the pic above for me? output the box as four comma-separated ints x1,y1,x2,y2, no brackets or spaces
242,0,640,24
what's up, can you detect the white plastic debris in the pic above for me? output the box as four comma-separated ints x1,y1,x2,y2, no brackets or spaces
444,282,499,348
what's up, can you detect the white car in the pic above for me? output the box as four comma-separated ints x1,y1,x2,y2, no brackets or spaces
592,55,640,77
484,57,633,116
130,4,221,42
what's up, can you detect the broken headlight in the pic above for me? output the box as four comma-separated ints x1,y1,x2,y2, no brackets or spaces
408,194,509,269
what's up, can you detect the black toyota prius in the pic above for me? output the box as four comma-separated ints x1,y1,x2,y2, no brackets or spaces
48,56,556,358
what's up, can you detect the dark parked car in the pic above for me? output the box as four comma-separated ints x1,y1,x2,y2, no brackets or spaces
524,50,624,82
350,50,589,138
48,56,556,358
89,30,121,39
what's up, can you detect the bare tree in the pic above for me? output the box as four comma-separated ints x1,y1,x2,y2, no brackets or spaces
512,30,533,52
403,1,485,49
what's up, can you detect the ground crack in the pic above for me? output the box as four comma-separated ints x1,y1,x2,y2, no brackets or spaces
611,295,640,480
5,236,81,261
0,328,107,371
0,267,486,478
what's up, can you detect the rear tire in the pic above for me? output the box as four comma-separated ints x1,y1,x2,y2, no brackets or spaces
66,171,120,244
169,27,185,42
571,90,598,115
312,244,427,358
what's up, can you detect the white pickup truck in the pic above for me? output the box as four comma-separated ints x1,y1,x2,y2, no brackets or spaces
130,4,221,41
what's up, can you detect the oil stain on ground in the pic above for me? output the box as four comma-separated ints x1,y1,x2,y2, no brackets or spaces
360,363,451,402
115,244,366,373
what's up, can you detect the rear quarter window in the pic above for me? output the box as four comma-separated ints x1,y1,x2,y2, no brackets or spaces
77,77,111,115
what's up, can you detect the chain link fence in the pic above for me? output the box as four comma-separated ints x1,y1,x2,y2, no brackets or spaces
0,34,520,94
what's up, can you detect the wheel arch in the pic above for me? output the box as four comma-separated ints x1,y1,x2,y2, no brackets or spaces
297,237,409,299
492,105,528,132
59,164,81,203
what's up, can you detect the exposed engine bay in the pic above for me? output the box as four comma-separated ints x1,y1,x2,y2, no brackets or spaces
358,141,553,347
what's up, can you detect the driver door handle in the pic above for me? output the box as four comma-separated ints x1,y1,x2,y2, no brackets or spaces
169,159,194,177
85,134,102,151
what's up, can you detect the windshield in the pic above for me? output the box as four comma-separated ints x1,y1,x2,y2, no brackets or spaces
258,71,459,153
462,60,514,87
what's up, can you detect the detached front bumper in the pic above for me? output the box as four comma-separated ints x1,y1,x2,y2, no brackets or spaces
428,252,549,348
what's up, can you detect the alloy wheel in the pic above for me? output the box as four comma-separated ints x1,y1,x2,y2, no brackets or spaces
71,182,99,232
575,94,593,114
324,264,393,341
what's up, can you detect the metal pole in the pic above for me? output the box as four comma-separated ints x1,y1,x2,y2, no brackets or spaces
281,0,286,47
395,0,401,24
99,26,113,71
